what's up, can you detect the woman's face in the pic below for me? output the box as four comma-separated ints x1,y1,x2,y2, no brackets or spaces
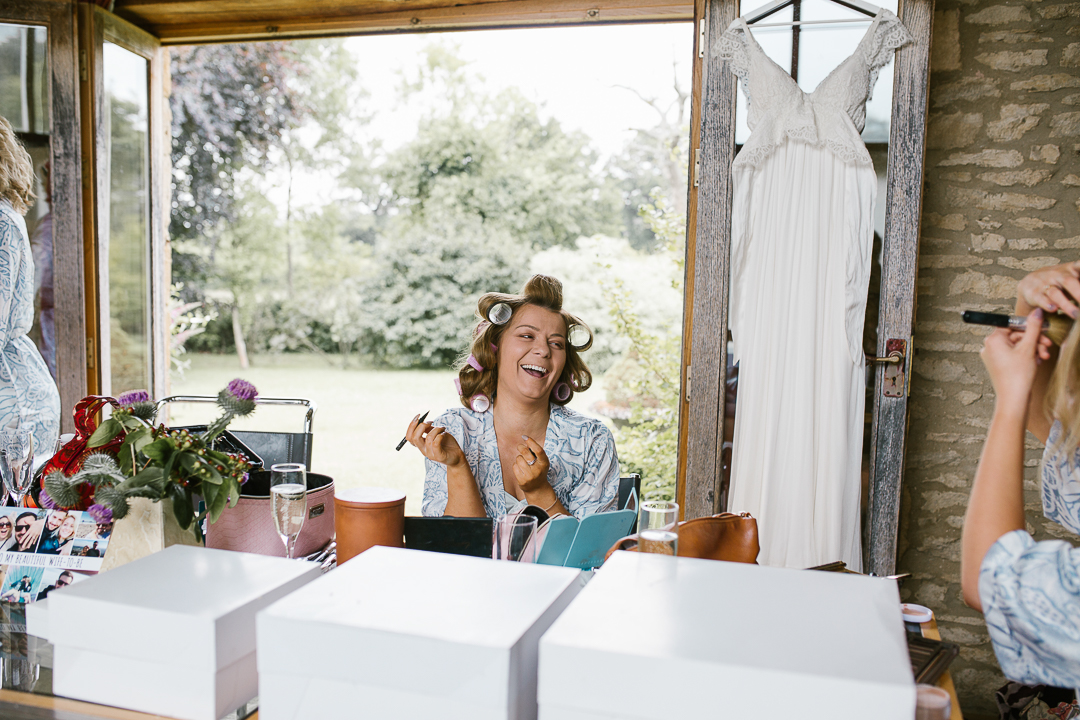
496,304,567,405
0,515,11,540
59,514,77,540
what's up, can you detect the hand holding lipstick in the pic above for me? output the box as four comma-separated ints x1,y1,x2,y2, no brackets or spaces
404,412,466,469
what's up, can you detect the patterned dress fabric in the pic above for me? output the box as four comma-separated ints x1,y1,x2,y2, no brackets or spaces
979,421,1080,690
422,404,619,519
713,11,911,571
0,202,60,453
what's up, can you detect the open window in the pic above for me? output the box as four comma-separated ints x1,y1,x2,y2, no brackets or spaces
78,4,169,401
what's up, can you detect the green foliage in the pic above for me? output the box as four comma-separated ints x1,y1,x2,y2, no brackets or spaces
48,383,260,535
360,218,528,368
600,191,687,502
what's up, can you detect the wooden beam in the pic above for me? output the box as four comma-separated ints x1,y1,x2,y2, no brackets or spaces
114,0,693,44
865,0,934,576
683,0,737,519
674,0,706,517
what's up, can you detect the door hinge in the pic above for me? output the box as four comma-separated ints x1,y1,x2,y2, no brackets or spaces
693,148,701,188
79,49,88,83
86,336,95,369
685,364,692,403
698,19,706,59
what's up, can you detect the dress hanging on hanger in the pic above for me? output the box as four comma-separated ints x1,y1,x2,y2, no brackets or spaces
714,9,912,571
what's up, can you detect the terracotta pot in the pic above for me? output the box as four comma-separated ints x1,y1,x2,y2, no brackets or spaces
334,488,405,564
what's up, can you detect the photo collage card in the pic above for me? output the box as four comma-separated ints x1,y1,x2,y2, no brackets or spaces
0,507,112,603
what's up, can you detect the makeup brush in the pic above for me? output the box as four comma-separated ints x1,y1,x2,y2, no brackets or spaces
961,310,1074,345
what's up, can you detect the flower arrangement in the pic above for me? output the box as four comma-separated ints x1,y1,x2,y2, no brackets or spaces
42,380,259,536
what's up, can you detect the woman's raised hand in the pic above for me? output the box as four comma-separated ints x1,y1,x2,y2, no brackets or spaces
512,435,550,494
980,308,1052,410
406,414,465,468
1017,260,1080,318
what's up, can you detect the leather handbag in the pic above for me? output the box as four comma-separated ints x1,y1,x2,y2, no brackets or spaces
204,470,335,557
605,512,759,564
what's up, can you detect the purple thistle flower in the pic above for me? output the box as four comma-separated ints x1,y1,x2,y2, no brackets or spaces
117,389,151,406
39,488,58,510
226,378,258,401
88,504,114,524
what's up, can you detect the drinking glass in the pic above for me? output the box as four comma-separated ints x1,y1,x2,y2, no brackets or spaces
0,427,34,507
638,500,679,555
270,463,307,559
493,514,538,562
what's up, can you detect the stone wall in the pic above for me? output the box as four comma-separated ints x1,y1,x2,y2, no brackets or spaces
900,0,1079,715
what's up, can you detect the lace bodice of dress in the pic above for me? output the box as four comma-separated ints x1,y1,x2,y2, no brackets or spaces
712,9,913,168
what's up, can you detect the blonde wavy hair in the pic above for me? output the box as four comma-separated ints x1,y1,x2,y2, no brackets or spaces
457,275,594,408
1046,317,1080,460
0,117,35,214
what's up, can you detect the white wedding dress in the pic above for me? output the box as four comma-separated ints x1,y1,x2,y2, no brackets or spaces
714,10,912,571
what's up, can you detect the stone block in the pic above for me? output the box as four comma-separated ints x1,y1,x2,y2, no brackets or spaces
1050,111,1080,137
948,270,1019,298
1064,174,1080,187
976,169,1053,186
976,216,1003,230
956,391,983,405
932,10,961,72
975,49,1048,72
920,255,993,269
979,30,1053,44
939,149,1023,167
1030,144,1061,164
986,103,1049,141
1066,94,1080,107
924,212,968,231
965,5,1032,24
1037,3,1080,20
1011,216,1063,230
1011,74,1080,92
1054,235,1080,249
948,186,1057,212
970,232,1005,251
1064,43,1080,68
941,171,972,182
997,256,1061,271
1006,237,1048,250
928,112,983,149
933,76,1000,106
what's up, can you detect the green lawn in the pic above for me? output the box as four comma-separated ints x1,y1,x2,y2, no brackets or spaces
169,353,611,515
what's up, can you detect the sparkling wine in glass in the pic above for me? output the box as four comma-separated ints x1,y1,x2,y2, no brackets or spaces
270,463,307,559
638,501,679,555
0,427,34,507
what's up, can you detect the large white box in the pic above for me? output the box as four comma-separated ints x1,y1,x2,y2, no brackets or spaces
257,545,585,720
50,545,321,720
539,552,915,720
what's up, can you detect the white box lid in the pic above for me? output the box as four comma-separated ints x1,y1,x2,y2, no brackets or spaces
50,545,320,670
539,552,914,718
259,546,582,693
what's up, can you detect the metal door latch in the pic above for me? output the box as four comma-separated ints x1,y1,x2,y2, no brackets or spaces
871,339,907,398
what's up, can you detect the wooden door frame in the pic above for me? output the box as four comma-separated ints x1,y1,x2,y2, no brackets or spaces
675,0,934,577
78,4,168,402
0,0,86,433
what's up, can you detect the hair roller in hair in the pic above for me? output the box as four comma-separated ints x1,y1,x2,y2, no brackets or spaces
470,394,491,413
488,303,512,325
454,377,462,396
553,382,571,402
568,324,592,350
466,354,484,373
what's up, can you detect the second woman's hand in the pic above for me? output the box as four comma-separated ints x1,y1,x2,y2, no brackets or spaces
1017,260,1080,318
980,308,1051,410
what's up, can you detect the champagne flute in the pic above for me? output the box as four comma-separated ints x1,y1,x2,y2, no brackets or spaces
270,463,307,559
638,501,679,555
0,426,34,507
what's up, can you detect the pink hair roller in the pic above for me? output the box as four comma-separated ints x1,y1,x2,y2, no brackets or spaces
553,382,571,402
466,354,484,373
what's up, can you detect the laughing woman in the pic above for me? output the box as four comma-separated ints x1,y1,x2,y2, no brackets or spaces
407,275,620,519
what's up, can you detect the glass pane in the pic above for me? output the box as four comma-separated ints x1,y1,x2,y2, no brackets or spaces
102,42,151,396
734,0,898,144
0,23,53,381
0,24,49,135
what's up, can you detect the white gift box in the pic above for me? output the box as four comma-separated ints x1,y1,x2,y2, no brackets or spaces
539,552,915,720
50,545,321,720
257,545,584,720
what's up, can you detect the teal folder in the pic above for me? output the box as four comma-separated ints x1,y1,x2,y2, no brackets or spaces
535,509,637,570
